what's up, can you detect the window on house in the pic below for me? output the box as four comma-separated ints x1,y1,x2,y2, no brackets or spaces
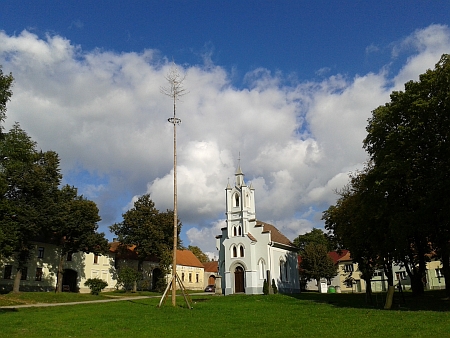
232,246,237,258
396,271,406,280
37,247,44,258
345,279,353,288
3,265,12,279
182,272,185,282
67,252,73,261
94,255,99,264
21,267,27,280
189,273,192,283
35,268,43,281
196,273,199,283
436,268,443,278
344,264,354,273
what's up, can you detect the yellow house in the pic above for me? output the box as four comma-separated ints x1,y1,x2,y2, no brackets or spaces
166,250,205,291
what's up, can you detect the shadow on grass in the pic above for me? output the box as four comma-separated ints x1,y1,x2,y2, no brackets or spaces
285,289,449,312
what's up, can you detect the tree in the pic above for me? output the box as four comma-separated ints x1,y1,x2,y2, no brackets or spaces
300,242,337,291
52,185,109,293
364,54,450,296
188,245,209,263
0,66,13,128
0,123,62,292
110,194,182,289
293,228,334,253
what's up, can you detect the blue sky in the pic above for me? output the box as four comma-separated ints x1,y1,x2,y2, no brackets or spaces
1,1,450,257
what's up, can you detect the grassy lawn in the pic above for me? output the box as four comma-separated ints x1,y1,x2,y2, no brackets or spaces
0,291,449,337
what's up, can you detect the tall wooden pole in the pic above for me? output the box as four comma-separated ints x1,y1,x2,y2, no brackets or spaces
161,64,186,307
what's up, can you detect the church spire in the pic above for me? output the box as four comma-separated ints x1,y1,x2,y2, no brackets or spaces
235,152,244,187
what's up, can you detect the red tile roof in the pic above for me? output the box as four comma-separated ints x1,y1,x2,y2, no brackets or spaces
257,220,295,248
203,261,218,272
176,250,204,268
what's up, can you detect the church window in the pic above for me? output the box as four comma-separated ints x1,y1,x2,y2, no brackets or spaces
258,259,265,280
280,260,286,282
233,227,237,237
232,246,237,258
239,245,244,257
238,226,242,236
234,193,240,207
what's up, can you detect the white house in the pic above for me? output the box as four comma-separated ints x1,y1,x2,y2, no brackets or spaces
216,166,300,295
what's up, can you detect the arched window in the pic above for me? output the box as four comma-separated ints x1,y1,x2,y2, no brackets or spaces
258,259,266,280
232,246,237,258
239,245,244,257
234,193,240,207
233,227,237,237
238,226,242,236
280,260,286,281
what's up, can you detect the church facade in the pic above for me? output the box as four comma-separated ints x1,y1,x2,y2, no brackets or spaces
216,166,300,295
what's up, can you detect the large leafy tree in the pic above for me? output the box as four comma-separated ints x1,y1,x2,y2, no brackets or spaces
110,194,182,277
0,123,62,292
300,242,337,291
364,54,450,295
52,185,109,293
293,228,334,253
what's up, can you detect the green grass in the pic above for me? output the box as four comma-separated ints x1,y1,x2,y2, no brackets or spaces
0,291,449,337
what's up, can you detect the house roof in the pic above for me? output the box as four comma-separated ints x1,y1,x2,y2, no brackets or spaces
257,220,295,248
328,249,350,264
203,260,218,272
247,232,257,242
176,250,204,268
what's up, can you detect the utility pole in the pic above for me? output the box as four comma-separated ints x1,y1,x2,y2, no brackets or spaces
159,63,189,307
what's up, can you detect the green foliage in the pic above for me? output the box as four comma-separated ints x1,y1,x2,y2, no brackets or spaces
271,279,278,294
293,228,334,253
188,245,209,263
0,65,13,128
263,279,269,295
325,54,450,297
110,194,182,272
84,278,108,295
116,266,142,292
300,243,337,284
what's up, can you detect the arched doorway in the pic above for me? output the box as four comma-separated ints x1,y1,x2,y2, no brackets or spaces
208,275,216,286
62,269,78,292
234,266,245,293
152,268,163,291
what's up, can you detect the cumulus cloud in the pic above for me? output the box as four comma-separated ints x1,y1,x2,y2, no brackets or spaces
1,25,449,254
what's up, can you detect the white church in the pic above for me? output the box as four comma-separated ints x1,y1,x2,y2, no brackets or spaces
216,166,300,295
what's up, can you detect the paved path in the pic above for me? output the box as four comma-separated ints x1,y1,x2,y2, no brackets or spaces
0,293,215,309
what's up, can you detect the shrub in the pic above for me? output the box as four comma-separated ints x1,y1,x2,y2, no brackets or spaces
117,266,141,292
263,279,269,295
84,278,108,295
271,279,278,294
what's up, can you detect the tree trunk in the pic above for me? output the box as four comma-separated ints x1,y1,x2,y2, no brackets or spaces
13,268,22,293
55,254,65,293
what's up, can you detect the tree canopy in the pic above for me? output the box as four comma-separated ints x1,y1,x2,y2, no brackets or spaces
110,194,182,273
324,54,450,297
188,245,209,263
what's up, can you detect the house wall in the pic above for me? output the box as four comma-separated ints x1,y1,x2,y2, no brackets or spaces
426,260,446,290
0,241,116,293
166,265,205,290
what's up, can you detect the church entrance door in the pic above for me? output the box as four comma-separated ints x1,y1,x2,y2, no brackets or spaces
234,266,245,293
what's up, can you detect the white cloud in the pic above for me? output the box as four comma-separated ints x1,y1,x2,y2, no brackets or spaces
1,25,449,253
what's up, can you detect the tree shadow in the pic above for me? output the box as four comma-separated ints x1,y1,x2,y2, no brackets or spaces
284,289,450,312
